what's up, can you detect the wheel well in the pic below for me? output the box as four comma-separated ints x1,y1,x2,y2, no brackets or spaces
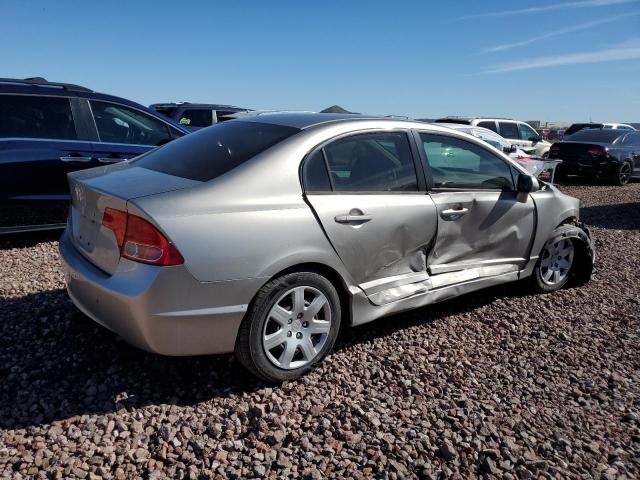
548,222,594,286
263,263,353,327
556,216,578,228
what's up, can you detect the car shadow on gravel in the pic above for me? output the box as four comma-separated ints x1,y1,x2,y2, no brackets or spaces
0,230,62,250
0,289,265,430
579,202,640,230
0,279,540,430
335,280,533,353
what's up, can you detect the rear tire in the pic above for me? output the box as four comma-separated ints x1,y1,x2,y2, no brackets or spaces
235,271,341,383
611,161,632,186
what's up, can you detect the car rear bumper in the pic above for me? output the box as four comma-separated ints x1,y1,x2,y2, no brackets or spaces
59,229,263,356
556,159,618,177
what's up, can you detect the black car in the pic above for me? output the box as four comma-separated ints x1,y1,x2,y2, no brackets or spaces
549,129,640,186
149,102,252,131
0,77,189,234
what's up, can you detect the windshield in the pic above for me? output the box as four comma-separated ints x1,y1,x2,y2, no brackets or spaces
565,129,623,143
133,121,300,181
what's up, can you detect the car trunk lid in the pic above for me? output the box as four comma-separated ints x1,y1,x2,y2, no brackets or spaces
67,163,199,274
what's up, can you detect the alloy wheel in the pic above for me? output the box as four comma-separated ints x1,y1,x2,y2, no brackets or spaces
262,286,332,370
620,163,631,185
539,238,574,286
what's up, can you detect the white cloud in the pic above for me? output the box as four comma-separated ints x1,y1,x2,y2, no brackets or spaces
459,0,637,20
483,12,640,53
485,39,640,73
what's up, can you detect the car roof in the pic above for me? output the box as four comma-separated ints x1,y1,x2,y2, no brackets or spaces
150,102,248,110
564,129,626,142
436,116,516,123
440,123,505,137
237,112,392,129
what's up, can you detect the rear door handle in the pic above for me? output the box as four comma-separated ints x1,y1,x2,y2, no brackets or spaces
97,157,128,163
335,214,372,224
441,207,469,219
60,156,92,163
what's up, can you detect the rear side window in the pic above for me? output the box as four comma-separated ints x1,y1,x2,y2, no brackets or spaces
498,122,519,139
477,121,497,133
321,132,418,192
154,106,177,119
91,101,180,146
303,150,332,192
133,121,300,181
215,110,242,122
0,94,78,140
518,123,538,141
179,109,212,127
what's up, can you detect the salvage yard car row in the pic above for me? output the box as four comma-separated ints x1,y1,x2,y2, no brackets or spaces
2,76,635,382
1,77,636,234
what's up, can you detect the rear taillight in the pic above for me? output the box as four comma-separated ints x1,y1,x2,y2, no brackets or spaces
587,146,608,156
101,208,183,266
102,207,127,247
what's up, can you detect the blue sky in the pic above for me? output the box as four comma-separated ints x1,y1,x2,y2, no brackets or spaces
2,0,639,122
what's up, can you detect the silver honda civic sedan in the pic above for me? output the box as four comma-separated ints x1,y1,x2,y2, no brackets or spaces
60,113,594,382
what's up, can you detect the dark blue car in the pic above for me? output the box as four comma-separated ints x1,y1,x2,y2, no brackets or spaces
0,77,190,233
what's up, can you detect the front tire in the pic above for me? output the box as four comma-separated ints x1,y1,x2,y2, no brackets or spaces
531,237,575,293
611,161,632,186
235,271,341,383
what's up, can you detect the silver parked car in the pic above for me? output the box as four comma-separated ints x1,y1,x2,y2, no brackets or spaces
60,114,595,382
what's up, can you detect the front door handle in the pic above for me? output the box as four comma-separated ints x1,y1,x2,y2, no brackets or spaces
441,207,469,219
60,155,92,163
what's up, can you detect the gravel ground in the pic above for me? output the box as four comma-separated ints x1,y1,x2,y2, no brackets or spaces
1,182,639,479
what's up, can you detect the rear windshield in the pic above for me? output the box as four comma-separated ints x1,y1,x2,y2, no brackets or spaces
132,121,299,181
565,129,623,143
565,124,602,135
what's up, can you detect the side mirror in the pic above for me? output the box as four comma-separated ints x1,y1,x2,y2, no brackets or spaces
509,144,517,153
517,173,539,193
529,135,540,144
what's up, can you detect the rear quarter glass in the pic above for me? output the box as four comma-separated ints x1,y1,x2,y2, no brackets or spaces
132,121,300,182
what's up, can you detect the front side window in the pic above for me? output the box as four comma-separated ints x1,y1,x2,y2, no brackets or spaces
179,109,212,128
0,94,78,140
498,122,519,139
133,121,299,182
320,132,418,192
518,123,538,141
91,101,176,146
420,133,514,190
477,121,497,133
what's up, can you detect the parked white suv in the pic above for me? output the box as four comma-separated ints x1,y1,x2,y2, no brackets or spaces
603,123,637,131
435,117,552,157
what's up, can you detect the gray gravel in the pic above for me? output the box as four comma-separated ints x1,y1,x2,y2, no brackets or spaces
1,183,639,479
